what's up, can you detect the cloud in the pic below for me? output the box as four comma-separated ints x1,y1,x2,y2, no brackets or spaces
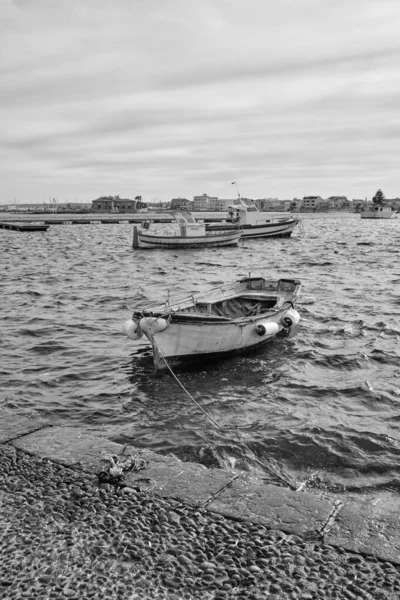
1,0,400,202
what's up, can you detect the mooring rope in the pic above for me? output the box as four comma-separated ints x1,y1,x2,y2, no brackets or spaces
151,337,304,491
153,338,224,431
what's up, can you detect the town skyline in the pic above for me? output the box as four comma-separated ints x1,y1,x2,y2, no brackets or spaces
3,191,400,214
2,189,395,207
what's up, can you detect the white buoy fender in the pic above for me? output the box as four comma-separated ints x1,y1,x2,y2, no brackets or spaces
123,319,143,340
139,317,169,337
255,321,279,337
282,308,301,328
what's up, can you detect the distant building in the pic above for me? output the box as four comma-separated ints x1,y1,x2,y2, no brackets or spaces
328,196,349,210
387,197,400,210
316,199,330,212
281,200,296,211
353,199,368,212
292,198,304,211
170,197,192,211
303,196,320,211
256,198,279,210
302,196,327,212
91,195,147,213
214,198,233,211
193,194,218,211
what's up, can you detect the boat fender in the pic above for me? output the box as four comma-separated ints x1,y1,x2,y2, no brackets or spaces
255,321,279,337
123,319,143,340
139,316,169,336
282,308,301,329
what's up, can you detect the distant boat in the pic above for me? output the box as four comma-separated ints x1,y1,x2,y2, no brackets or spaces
132,212,241,249
206,201,300,238
124,276,301,371
360,205,397,219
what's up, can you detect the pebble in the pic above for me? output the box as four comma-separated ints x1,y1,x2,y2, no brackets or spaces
1,447,400,600
167,511,181,525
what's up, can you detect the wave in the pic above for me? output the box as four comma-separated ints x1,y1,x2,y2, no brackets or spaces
1,216,400,495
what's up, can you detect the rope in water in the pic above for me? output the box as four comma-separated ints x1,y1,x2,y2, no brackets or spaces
152,338,302,491
153,338,223,431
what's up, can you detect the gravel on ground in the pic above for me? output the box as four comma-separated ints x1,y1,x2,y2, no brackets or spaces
1,445,399,600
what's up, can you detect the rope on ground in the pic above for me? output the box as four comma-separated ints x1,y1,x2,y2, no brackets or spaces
99,453,146,486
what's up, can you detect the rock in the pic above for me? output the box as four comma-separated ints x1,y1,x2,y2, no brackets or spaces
199,561,216,570
167,511,180,525
248,564,263,573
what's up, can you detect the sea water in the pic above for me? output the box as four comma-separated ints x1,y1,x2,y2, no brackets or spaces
1,213,400,497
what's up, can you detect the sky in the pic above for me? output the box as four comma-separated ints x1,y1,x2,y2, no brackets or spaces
2,0,400,204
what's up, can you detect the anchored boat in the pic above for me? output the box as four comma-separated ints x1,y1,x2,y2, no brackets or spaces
360,206,397,219
206,201,300,239
132,212,241,249
124,276,301,371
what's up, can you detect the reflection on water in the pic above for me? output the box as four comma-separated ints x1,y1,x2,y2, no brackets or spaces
1,214,400,496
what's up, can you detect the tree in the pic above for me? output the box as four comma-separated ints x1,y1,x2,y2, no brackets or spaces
372,189,385,205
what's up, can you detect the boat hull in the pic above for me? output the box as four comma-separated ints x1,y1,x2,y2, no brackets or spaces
133,229,241,248
207,218,299,238
144,311,295,370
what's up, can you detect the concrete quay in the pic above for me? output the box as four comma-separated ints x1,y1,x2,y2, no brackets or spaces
1,409,400,599
0,212,227,226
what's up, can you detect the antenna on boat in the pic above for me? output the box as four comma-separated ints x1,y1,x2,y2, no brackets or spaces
231,181,240,199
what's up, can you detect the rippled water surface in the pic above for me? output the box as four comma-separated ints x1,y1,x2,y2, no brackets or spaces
1,214,400,496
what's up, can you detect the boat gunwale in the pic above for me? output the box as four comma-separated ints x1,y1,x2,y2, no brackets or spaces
133,297,297,325
132,278,300,313
132,278,300,324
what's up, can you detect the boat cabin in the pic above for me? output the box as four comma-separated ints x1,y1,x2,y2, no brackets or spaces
227,202,262,226
227,202,292,226
174,212,206,237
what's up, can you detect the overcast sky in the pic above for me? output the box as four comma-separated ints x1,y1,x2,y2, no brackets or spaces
2,0,400,204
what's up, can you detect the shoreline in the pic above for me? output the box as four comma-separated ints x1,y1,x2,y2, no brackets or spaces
1,408,400,599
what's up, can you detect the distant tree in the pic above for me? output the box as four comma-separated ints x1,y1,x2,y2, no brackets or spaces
372,189,385,205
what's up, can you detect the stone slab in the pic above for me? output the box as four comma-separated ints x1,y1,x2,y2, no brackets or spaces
325,493,400,564
124,450,237,506
0,409,49,443
10,425,237,505
11,426,124,473
207,478,334,537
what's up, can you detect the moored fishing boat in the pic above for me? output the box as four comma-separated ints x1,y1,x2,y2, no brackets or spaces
360,206,397,219
132,212,241,249
124,276,301,371
206,201,300,239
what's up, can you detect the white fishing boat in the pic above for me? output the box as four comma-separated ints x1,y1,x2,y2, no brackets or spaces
124,276,301,371
206,201,300,239
360,205,397,219
132,212,241,249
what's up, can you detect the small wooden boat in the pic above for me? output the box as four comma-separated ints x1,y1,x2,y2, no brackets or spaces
124,276,301,371
206,201,300,239
132,212,241,249
360,206,397,219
